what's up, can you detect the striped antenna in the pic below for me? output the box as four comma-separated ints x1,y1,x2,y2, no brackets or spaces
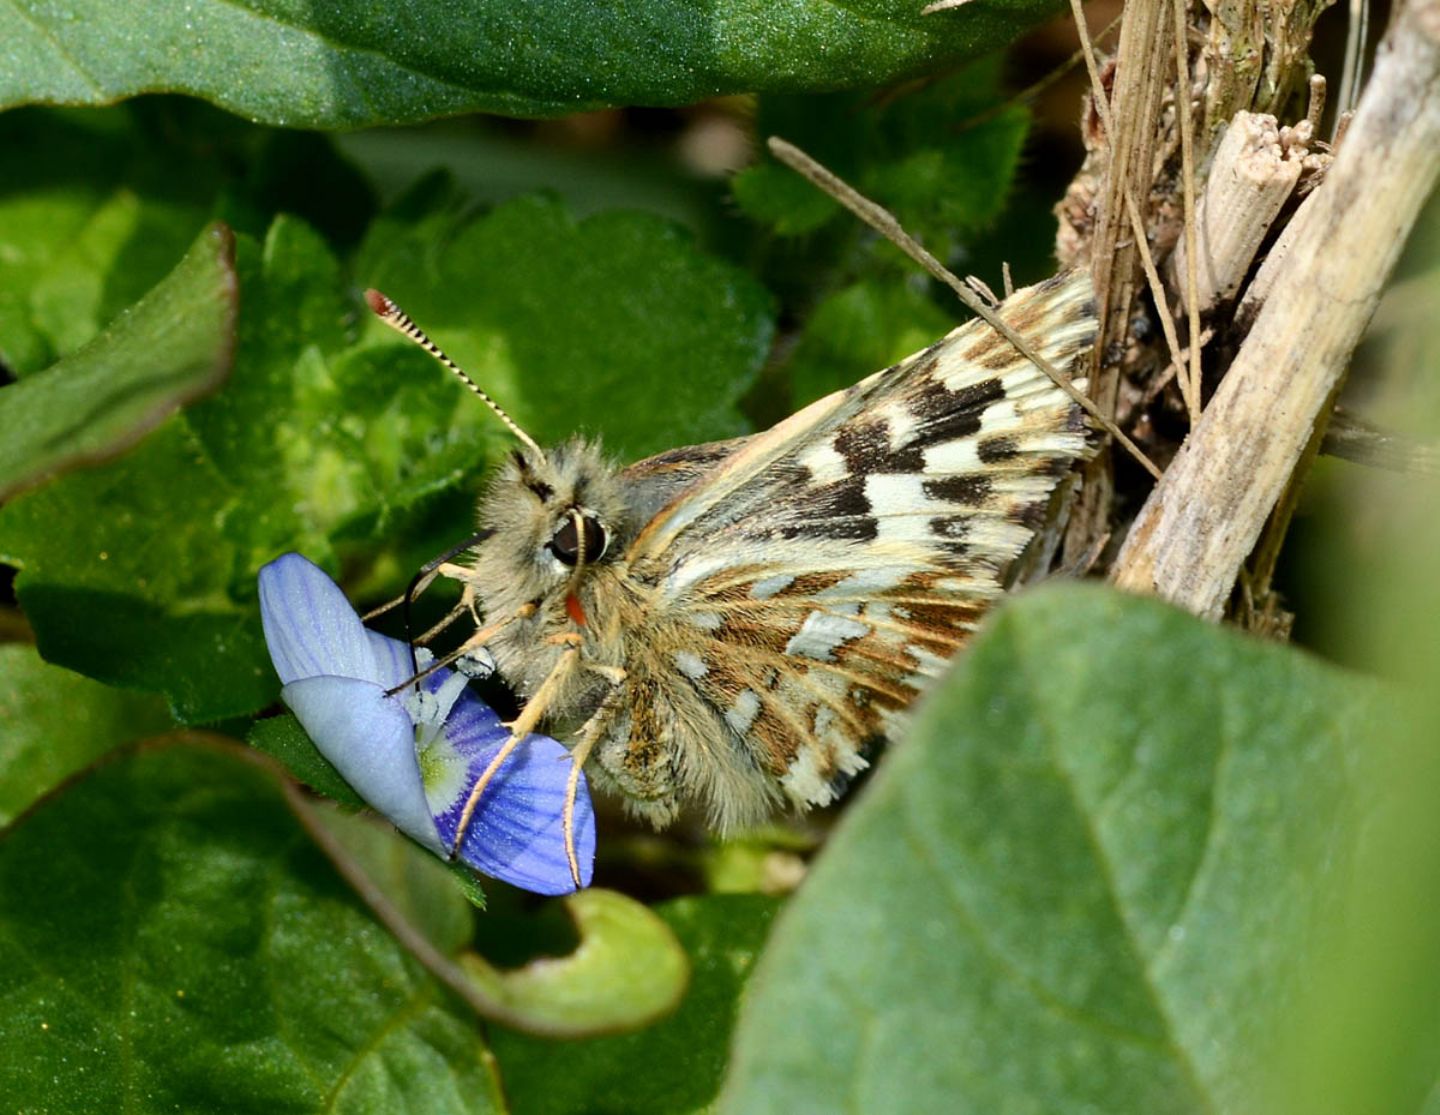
365,289,547,462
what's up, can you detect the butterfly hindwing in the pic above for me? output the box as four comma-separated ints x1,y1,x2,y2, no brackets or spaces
601,270,1098,829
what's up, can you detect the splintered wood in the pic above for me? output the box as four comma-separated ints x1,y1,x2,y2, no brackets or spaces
1169,111,1317,316
1110,0,1440,618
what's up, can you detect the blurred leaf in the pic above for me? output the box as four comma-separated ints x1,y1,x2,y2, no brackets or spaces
0,645,171,828
720,584,1420,1114
359,191,774,461
0,103,374,376
1273,208,1440,1109
493,895,780,1114
736,59,1031,257
0,740,504,1113
736,58,1032,411
0,1,1065,128
731,162,842,238
460,889,690,1038
0,222,237,500
787,277,955,408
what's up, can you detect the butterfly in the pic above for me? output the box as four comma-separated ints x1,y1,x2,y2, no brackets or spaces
365,271,1096,883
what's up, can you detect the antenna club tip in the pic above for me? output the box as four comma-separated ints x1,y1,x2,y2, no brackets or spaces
364,288,396,317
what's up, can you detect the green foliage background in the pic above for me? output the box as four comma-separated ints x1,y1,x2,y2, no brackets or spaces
1,6,1438,1113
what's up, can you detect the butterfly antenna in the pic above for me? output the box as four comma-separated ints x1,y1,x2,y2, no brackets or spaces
365,289,547,463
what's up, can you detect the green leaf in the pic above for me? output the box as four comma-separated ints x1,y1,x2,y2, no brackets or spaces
0,419,270,723
306,803,478,957
787,278,955,409
0,739,504,1113
737,60,1031,255
0,645,172,828
0,103,374,376
492,895,780,1114
0,1,1065,128
360,191,774,461
0,222,237,500
460,889,690,1038
720,584,1422,1114
247,713,366,809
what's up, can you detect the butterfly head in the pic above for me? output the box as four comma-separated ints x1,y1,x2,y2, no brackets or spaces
477,438,629,589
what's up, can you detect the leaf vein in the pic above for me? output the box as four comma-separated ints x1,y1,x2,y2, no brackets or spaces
2,2,107,97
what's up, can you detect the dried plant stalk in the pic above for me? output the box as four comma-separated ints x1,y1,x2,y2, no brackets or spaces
1111,0,1440,618
1170,111,1312,315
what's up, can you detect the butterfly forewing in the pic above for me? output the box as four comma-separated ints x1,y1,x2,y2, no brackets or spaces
604,270,1097,830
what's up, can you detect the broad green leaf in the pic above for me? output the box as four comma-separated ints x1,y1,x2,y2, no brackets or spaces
0,739,504,1114
720,584,1423,1114
0,419,270,722
359,191,774,461
305,802,478,957
0,1,1065,128
492,895,780,1115
0,103,374,376
787,278,955,409
0,645,171,828
460,889,690,1038
0,222,237,500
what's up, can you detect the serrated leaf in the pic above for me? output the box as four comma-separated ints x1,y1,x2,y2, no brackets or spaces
360,192,774,461
0,221,237,500
0,739,504,1114
0,1,1065,128
492,895,780,1114
738,60,1030,256
0,645,172,828
720,584,1428,1114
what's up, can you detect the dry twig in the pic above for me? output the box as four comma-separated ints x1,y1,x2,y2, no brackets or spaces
1111,0,1440,617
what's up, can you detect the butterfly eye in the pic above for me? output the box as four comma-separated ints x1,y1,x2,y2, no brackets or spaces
549,513,609,566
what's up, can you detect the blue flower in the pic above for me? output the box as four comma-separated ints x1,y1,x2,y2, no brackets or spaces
258,552,594,895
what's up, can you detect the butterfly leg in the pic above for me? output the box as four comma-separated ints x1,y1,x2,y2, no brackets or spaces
450,642,582,859
413,593,471,647
383,603,538,696
560,666,628,886
361,529,492,621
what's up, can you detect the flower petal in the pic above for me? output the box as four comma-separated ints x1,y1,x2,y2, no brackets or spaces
259,554,378,686
443,731,596,896
281,675,445,856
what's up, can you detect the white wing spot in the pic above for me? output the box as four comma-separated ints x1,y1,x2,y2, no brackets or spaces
781,748,833,807
799,439,849,484
750,573,795,599
821,568,907,597
924,439,983,474
785,611,870,661
876,398,920,450
674,650,709,679
725,690,762,735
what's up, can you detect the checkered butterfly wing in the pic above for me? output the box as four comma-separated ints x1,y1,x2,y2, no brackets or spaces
616,271,1098,829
